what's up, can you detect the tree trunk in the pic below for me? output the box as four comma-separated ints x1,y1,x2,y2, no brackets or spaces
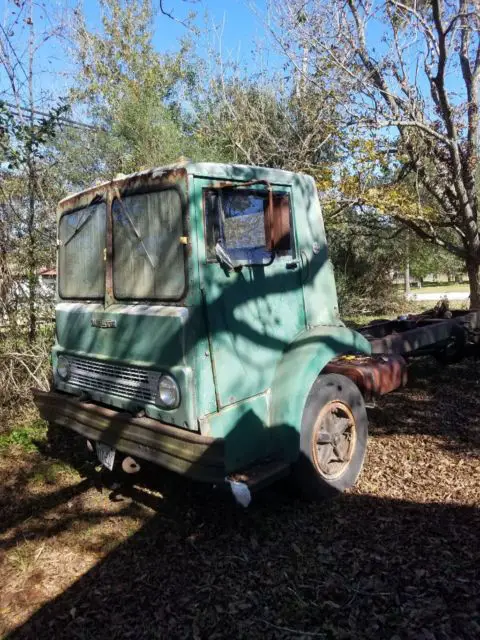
27,0,37,343
466,257,480,309
404,234,410,298
27,168,37,343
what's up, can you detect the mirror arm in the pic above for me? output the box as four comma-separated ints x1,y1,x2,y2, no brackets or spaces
215,242,234,271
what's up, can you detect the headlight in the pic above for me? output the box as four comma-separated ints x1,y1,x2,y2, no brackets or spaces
157,374,180,409
57,355,70,381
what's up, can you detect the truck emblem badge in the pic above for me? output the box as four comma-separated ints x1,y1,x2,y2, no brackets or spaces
91,318,117,328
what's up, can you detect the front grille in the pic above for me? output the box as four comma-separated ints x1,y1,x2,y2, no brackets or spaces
67,356,158,404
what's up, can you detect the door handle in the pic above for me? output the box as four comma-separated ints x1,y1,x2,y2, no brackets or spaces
286,260,299,270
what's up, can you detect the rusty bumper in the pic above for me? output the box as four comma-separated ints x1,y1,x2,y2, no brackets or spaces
33,389,225,483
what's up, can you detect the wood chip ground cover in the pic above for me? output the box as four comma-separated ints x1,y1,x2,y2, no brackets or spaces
0,357,479,639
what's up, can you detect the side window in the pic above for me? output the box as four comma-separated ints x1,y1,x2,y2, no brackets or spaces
205,187,293,265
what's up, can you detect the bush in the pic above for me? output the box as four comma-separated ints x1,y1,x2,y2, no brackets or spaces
0,323,54,427
335,271,403,316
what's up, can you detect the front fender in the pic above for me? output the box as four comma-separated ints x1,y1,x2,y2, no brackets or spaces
269,325,371,462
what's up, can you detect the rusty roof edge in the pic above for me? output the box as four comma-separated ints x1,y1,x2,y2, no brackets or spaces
58,162,189,211
58,162,307,213
186,162,305,183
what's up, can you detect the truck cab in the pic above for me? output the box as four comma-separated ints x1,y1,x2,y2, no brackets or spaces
35,162,386,499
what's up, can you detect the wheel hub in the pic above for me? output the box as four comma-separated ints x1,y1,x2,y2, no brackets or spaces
312,401,357,479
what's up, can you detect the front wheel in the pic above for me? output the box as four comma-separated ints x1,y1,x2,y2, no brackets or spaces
294,373,368,500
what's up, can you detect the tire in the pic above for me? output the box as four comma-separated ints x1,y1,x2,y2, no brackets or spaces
433,325,466,365
294,373,368,500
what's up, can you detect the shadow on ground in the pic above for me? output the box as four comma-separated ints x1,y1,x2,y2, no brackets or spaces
6,474,480,639
367,356,480,455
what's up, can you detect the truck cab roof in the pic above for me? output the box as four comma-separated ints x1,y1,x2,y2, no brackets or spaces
59,161,312,212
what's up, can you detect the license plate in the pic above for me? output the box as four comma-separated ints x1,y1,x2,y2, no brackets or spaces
95,442,116,471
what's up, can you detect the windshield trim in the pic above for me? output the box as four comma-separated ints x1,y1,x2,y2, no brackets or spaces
58,200,107,301
111,185,188,303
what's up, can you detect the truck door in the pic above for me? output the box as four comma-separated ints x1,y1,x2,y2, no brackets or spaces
195,178,307,408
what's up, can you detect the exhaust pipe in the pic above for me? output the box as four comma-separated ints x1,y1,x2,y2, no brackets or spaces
121,456,141,474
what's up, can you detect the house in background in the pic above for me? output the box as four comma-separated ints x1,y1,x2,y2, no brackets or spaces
1,266,56,324
37,267,56,299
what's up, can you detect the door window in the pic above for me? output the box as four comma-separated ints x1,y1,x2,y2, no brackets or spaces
204,187,293,266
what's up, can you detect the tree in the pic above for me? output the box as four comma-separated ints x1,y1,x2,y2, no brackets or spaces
0,0,69,340
70,0,203,178
193,30,345,191
408,235,464,284
269,1,480,307
327,208,405,313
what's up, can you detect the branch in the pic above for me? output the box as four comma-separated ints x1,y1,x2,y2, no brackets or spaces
324,199,361,220
371,119,451,145
431,0,459,147
459,0,480,193
394,216,466,259
159,0,197,32
390,1,440,55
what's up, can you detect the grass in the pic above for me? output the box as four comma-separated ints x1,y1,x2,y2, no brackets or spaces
394,281,470,294
0,419,48,453
31,461,79,486
410,282,470,294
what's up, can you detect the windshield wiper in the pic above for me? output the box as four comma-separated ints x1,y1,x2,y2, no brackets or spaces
115,199,155,268
64,208,96,246
63,196,103,246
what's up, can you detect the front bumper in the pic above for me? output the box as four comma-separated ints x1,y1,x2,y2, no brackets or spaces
33,389,225,483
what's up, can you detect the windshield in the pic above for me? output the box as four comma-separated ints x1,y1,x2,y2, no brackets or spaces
112,189,185,300
58,203,106,298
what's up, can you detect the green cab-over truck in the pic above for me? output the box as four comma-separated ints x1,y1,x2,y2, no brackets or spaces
34,162,406,500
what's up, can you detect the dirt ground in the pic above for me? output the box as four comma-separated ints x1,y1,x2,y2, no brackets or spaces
0,357,479,639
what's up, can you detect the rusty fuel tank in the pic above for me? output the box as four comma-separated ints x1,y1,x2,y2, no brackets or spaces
324,354,407,401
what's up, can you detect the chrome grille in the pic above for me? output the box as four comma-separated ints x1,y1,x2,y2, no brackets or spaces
68,356,157,403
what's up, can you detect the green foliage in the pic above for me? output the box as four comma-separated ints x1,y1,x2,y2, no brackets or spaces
408,237,464,282
327,210,404,314
0,100,69,170
327,203,465,313
69,0,204,178
194,53,342,179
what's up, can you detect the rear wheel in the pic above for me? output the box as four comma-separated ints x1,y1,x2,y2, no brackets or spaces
294,373,368,500
433,326,466,365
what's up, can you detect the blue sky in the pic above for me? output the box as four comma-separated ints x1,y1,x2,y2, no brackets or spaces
149,0,266,56
0,0,269,105
0,0,465,119
79,0,266,55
